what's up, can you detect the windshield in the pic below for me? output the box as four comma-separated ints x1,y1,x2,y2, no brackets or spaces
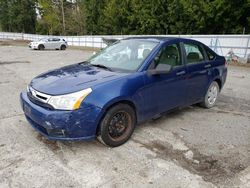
39,38,48,41
87,39,159,72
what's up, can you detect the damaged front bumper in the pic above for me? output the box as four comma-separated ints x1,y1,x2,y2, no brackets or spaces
20,91,102,140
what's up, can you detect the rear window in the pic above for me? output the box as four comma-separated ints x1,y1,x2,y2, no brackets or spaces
206,47,216,61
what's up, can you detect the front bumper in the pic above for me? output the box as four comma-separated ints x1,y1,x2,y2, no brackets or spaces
28,44,38,49
20,91,102,140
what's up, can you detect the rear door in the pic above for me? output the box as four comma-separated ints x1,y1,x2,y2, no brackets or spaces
52,38,61,49
183,42,212,104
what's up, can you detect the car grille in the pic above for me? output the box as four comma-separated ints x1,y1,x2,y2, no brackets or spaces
27,86,54,109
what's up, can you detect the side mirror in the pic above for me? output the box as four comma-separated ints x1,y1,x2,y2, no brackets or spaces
147,64,172,76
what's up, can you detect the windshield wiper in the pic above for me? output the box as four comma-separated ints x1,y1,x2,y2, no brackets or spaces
79,61,90,65
91,64,113,71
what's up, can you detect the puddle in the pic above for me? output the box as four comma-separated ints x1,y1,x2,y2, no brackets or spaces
132,138,247,185
36,134,60,151
36,134,68,165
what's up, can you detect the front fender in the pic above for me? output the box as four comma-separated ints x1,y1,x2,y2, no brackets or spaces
82,72,146,123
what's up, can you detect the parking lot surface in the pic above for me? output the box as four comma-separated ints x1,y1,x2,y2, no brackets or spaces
0,46,249,188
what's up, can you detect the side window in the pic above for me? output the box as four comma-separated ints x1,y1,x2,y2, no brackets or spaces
184,43,205,64
154,44,182,70
52,38,60,42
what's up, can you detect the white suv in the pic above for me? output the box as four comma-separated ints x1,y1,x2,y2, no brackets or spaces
29,38,68,50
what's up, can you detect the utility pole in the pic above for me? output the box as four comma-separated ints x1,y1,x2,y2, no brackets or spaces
61,0,65,35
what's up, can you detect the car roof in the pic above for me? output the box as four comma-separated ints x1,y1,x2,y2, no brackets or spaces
42,37,62,39
123,36,198,43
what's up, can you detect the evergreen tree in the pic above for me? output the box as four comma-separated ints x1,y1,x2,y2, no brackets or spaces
0,0,37,33
84,0,106,35
0,0,249,35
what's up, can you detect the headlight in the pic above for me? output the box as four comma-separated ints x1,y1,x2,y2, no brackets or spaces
47,88,92,110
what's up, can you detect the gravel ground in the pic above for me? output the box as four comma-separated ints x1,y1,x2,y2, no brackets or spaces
0,46,249,188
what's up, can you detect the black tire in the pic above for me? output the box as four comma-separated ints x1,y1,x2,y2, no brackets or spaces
60,45,66,50
38,44,45,50
97,104,136,147
200,81,219,108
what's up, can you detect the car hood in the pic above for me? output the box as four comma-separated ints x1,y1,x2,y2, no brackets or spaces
30,41,39,44
30,63,128,95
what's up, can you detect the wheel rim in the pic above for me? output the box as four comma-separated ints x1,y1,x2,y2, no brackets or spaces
207,84,218,105
108,111,131,140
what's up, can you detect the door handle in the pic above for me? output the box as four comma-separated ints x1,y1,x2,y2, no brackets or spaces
176,70,186,76
204,64,211,68
199,70,207,74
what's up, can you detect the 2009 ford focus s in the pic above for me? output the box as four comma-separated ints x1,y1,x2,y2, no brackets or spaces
20,37,227,147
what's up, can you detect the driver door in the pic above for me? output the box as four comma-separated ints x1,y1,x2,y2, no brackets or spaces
142,42,188,118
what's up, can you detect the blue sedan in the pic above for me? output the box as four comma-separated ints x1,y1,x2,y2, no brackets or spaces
20,37,227,147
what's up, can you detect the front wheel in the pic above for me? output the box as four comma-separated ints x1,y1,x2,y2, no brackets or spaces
97,104,136,147
200,81,219,108
38,44,45,50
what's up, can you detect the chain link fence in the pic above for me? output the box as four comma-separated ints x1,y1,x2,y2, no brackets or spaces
1,32,249,62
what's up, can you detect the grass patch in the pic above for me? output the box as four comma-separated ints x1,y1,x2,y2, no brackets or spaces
0,39,30,46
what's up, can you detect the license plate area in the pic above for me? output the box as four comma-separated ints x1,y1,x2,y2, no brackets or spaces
24,104,31,116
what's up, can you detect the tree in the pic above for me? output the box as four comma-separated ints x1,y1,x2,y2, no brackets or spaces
166,0,250,34
0,0,37,33
38,0,63,35
129,0,169,35
2,0,248,35
198,0,249,34
64,0,86,35
99,0,132,35
84,0,106,35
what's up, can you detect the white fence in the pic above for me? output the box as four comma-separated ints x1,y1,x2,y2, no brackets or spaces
0,32,249,58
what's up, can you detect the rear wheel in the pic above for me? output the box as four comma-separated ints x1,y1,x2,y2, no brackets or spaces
200,81,219,108
97,104,136,147
38,44,45,50
60,45,66,50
